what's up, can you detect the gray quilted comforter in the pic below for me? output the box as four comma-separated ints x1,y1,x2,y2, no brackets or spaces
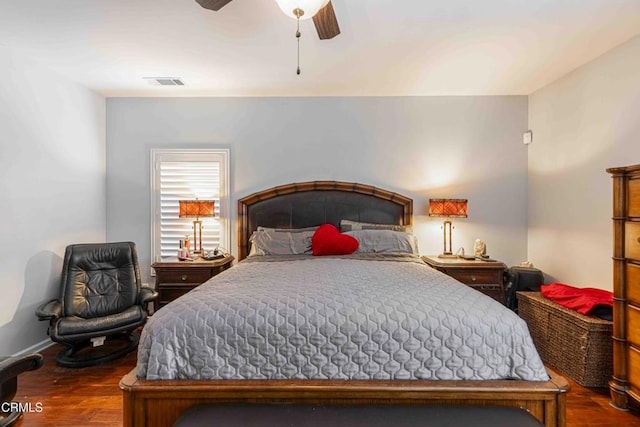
137,255,548,381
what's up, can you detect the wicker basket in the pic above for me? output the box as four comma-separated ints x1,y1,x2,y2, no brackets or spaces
516,291,613,387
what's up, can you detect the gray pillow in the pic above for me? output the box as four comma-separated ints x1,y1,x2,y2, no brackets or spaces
339,219,412,233
344,229,419,255
248,227,316,256
257,226,319,233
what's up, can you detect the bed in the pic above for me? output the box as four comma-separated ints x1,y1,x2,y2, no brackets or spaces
120,181,568,426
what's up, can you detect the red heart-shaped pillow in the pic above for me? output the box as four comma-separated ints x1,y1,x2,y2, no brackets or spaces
312,223,359,256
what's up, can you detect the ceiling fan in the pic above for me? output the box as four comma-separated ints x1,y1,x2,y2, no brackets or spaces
194,0,341,40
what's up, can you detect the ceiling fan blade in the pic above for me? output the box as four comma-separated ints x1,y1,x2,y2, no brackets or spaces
313,1,340,40
195,0,233,11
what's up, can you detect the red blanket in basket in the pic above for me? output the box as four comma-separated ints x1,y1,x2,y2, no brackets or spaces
541,282,613,316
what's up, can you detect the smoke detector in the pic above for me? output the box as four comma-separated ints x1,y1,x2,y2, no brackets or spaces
143,77,185,86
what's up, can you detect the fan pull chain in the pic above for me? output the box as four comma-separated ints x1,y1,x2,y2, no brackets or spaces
296,22,301,75
294,8,303,75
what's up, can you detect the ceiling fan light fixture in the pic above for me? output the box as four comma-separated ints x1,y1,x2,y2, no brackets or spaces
275,0,330,20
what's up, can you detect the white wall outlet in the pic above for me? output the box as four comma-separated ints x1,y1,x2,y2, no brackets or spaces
523,130,533,145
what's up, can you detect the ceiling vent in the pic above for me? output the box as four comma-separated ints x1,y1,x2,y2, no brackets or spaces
143,77,185,86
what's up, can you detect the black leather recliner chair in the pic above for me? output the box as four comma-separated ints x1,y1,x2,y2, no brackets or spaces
0,353,43,426
36,242,157,367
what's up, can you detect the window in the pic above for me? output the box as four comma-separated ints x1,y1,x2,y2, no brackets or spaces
151,149,230,261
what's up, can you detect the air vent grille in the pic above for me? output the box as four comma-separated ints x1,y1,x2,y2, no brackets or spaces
143,77,185,86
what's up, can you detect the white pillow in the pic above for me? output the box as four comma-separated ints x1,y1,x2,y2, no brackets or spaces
344,229,419,255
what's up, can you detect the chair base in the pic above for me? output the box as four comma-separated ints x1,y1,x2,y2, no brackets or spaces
55,332,139,368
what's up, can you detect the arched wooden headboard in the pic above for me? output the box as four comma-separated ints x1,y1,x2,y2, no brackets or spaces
237,181,413,260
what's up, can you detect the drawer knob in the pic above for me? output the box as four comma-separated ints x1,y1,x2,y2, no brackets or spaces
637,236,640,244
181,275,188,281
471,276,477,282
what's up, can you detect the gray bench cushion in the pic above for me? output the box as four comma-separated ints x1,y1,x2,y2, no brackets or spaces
174,404,544,427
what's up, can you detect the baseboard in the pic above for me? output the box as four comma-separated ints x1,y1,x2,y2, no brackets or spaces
13,339,55,357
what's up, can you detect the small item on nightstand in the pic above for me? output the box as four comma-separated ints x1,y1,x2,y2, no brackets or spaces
202,248,224,260
178,238,191,261
474,239,495,260
474,239,486,257
457,247,476,260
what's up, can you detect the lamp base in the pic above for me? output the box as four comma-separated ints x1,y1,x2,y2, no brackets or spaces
437,253,458,259
192,219,204,255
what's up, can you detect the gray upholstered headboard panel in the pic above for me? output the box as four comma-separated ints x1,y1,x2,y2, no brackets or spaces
237,181,413,260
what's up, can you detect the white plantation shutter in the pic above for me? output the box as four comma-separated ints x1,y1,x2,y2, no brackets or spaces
151,149,230,261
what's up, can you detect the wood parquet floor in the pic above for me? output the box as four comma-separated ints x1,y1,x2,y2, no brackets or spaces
9,343,640,426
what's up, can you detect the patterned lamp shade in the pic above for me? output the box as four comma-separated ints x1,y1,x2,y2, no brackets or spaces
179,200,215,219
428,199,468,218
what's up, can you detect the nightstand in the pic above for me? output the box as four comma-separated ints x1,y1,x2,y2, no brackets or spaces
422,255,507,304
151,255,234,308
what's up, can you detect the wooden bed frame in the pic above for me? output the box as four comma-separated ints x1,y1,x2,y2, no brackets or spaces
120,181,568,427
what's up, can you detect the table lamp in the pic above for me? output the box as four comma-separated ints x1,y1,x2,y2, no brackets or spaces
179,199,215,254
428,198,468,258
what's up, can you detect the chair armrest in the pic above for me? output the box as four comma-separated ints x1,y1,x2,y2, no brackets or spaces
139,287,159,305
35,300,62,321
0,353,43,385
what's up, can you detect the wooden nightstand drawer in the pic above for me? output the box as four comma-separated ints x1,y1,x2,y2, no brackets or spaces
157,284,199,306
422,255,507,305
158,269,212,284
472,285,504,302
446,269,500,285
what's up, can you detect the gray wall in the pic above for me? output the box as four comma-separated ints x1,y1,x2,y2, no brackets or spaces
0,48,106,355
106,96,529,283
528,34,640,290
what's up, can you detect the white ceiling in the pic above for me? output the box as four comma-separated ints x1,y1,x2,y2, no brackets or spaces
2,0,640,97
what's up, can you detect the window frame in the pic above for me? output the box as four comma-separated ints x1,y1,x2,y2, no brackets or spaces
150,148,230,262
